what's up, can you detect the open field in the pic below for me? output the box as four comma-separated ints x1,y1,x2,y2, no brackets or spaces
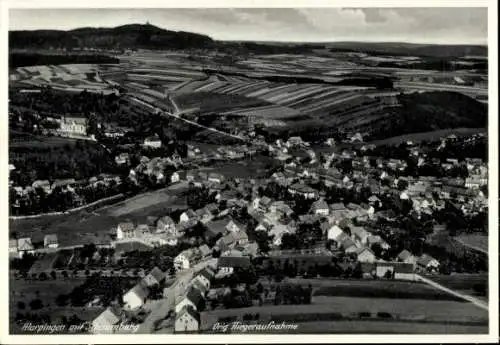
456,234,488,254
199,155,277,179
9,182,190,247
9,134,79,149
9,276,99,331
365,128,486,146
10,64,115,94
313,281,462,301
426,274,488,298
201,296,487,333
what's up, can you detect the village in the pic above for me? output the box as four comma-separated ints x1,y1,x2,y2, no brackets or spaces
9,129,488,333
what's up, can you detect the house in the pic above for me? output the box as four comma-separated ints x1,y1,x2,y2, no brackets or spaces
350,226,370,246
175,306,200,333
375,262,416,280
288,183,318,199
322,224,344,241
340,238,358,253
43,234,58,249
116,222,135,240
193,268,215,290
58,116,87,137
269,223,291,247
356,247,377,263
123,282,150,310
397,250,418,266
32,180,52,193
143,267,165,287
91,307,121,334
198,244,212,258
217,256,251,276
175,286,205,313
17,237,35,257
174,249,197,270
194,208,212,225
171,172,180,184
269,201,294,218
179,209,197,224
9,239,18,258
208,173,224,184
204,218,230,240
143,136,162,148
417,254,440,272
367,235,390,250
156,216,176,233
253,196,273,213
310,199,329,216
225,219,245,233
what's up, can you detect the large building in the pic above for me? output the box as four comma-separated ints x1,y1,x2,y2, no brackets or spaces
58,116,87,137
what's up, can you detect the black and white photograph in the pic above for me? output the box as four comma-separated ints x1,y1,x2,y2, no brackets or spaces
1,2,498,342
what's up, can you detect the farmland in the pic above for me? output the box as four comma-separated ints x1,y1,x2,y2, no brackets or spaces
10,63,116,94
456,234,488,254
426,274,488,301
9,182,190,247
201,297,487,333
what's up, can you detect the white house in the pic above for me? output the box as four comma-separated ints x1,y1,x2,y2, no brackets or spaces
217,256,251,276
143,267,165,287
9,239,18,258
43,234,59,249
193,268,215,291
116,222,135,240
91,307,120,334
310,199,329,216
123,283,149,310
17,238,35,258
356,247,377,263
417,254,440,272
171,172,180,184
174,249,196,270
175,306,200,333
179,210,197,224
175,286,205,313
397,250,418,266
156,216,176,233
143,136,162,149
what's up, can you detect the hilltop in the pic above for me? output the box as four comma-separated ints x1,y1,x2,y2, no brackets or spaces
9,23,215,50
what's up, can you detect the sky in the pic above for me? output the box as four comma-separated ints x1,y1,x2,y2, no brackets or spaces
9,8,488,44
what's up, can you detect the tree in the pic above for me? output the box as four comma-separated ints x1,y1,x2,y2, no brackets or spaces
50,270,57,280
29,299,43,310
397,179,409,191
17,301,26,310
55,294,69,307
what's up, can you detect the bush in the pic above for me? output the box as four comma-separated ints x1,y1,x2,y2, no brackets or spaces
377,312,393,319
358,312,371,318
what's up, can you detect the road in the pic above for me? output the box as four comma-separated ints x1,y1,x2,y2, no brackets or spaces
127,94,249,144
454,238,488,255
416,274,488,311
136,257,218,334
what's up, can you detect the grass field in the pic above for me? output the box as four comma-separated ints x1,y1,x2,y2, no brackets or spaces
312,281,461,301
200,155,277,179
426,274,488,301
201,296,487,333
9,135,78,149
9,182,190,247
456,234,488,253
365,128,486,146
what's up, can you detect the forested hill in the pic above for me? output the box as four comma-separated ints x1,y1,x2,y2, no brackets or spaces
9,24,215,50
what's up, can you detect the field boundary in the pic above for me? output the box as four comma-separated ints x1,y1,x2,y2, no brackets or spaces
9,193,125,220
416,274,488,311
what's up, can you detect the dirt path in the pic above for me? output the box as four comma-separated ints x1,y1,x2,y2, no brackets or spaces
416,274,488,311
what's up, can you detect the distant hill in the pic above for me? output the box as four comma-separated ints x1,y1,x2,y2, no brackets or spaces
327,42,487,58
263,91,487,142
9,24,215,50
